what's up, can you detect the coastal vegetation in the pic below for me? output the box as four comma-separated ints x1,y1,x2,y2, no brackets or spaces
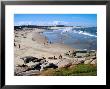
41,64,97,76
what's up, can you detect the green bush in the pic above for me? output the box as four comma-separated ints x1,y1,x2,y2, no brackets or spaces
41,64,97,76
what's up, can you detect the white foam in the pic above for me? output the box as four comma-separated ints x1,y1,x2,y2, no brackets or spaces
73,30,97,37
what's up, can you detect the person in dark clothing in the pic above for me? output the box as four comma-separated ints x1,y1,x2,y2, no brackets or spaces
14,43,16,46
59,54,62,59
18,44,20,48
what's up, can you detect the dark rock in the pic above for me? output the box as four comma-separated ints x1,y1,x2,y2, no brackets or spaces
17,70,40,76
33,58,43,62
27,62,40,67
44,63,58,69
32,63,41,70
20,56,38,64
14,66,29,75
16,64,28,67
40,62,58,70
48,57,54,59
40,59,46,64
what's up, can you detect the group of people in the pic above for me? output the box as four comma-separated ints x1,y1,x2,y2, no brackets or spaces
53,54,63,59
14,43,21,49
44,41,52,45
48,54,63,60
65,50,76,57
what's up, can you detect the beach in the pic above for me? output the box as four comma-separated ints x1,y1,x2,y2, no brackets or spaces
14,14,97,76
14,28,75,61
14,28,97,76
14,29,75,75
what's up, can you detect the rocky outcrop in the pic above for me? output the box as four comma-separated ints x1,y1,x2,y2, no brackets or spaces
40,62,58,71
20,56,38,64
26,62,41,69
14,65,29,75
56,59,72,68
16,70,40,76
15,55,97,76
15,56,58,76
84,59,94,64
90,59,97,64
71,58,85,64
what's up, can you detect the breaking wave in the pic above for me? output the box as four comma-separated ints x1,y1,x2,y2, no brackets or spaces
60,27,97,38
73,30,97,37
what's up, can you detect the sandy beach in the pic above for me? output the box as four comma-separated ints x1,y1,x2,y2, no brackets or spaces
14,28,97,76
14,29,75,66
14,14,97,76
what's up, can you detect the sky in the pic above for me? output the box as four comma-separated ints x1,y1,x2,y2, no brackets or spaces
14,14,97,27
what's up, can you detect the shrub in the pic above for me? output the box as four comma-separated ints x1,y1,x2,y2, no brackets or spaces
40,64,97,76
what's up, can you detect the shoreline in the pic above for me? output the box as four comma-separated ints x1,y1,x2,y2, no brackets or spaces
43,29,97,51
14,28,97,76
14,29,75,64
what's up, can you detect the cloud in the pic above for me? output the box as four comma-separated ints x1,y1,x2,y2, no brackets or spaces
15,21,33,26
15,20,91,26
35,21,66,26
52,21,69,25
36,21,52,26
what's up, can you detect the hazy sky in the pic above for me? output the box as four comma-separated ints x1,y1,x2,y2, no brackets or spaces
14,14,97,27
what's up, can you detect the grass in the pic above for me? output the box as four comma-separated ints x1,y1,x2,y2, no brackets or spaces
40,64,97,76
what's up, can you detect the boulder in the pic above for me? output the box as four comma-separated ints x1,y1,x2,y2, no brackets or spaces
90,59,97,64
33,58,43,62
14,66,29,75
33,64,41,70
45,63,58,69
57,59,71,68
40,62,58,70
40,59,46,64
16,64,28,67
20,56,38,64
48,57,54,59
17,70,40,76
84,59,94,64
72,58,85,64
26,61,41,68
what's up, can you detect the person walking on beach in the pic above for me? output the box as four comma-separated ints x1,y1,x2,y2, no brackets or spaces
46,41,49,45
50,41,51,44
59,54,62,59
53,56,57,60
53,56,55,59
45,36,46,39
18,44,20,49
14,43,16,47
68,51,71,56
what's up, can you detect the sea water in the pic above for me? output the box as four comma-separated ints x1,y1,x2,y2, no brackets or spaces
43,27,97,50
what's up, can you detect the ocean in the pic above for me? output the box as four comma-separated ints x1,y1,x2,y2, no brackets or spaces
43,27,97,50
